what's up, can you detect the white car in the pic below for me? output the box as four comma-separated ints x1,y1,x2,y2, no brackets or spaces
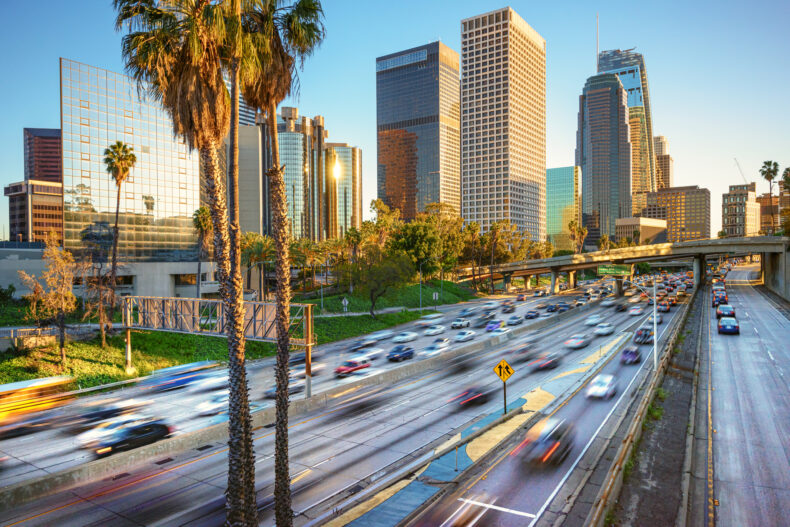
289,362,326,378
584,314,604,326
368,329,394,341
455,330,476,342
586,374,617,399
351,347,385,361
482,301,499,311
77,413,150,448
420,344,446,358
197,392,229,416
629,306,644,316
189,371,228,392
431,338,451,350
628,295,643,303
647,314,663,325
393,332,418,343
415,313,444,327
564,334,592,349
490,327,511,336
451,318,471,329
623,290,635,297
593,323,615,336
600,298,616,307
424,324,446,336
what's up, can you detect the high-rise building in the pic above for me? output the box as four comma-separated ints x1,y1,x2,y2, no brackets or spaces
461,7,546,239
653,136,673,189
722,183,759,237
598,49,656,213
24,128,62,183
546,166,580,251
576,73,632,242
324,143,362,238
756,192,779,234
653,135,668,156
643,185,710,241
5,180,63,243
376,41,460,220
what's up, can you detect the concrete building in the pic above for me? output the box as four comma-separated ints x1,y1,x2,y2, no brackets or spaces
615,217,667,244
376,42,460,220
576,73,632,243
643,185,711,242
546,166,580,251
756,192,779,234
24,128,62,183
653,136,673,189
599,49,657,215
722,183,760,237
235,124,267,237
5,180,63,244
461,7,546,238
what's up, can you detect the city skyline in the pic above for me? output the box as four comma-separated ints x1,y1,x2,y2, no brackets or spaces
1,1,788,237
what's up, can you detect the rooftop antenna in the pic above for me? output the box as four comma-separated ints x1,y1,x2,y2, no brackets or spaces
596,13,599,71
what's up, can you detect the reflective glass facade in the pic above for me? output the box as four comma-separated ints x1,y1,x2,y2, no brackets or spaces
377,41,460,220
546,167,580,251
325,143,362,238
60,58,200,261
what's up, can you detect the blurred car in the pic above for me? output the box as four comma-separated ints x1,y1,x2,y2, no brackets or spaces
368,329,394,341
65,399,151,433
432,337,451,349
593,323,615,336
533,290,546,297
455,330,476,342
420,344,446,357
522,418,575,465
482,301,499,311
451,318,470,329
717,317,740,334
138,361,218,392
716,304,735,319
614,303,627,312
349,337,379,352
453,386,493,406
586,374,617,399
189,371,229,392
667,295,678,306
458,307,479,318
620,345,642,364
657,301,670,313
535,303,548,310
473,312,496,327
94,418,173,458
77,413,150,448
263,382,305,399
486,320,505,332
491,327,511,336
564,334,592,349
524,310,540,319
414,313,444,328
557,304,570,313
584,314,604,326
532,352,562,370
507,315,524,326
334,359,371,377
712,292,728,307
289,362,326,378
502,303,516,314
546,304,559,313
393,331,418,343
574,299,586,307
600,299,616,307
628,306,644,316
387,345,415,362
516,294,527,302
647,314,663,325
351,347,384,361
511,342,538,362
633,326,654,344
197,392,229,416
424,324,446,336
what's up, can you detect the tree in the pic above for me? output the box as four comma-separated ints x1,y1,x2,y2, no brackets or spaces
388,221,440,277
18,234,77,364
632,229,641,246
343,227,362,293
240,2,326,522
352,245,413,317
420,203,464,286
460,221,482,291
597,234,611,252
718,229,728,238
114,1,255,522
760,161,779,233
103,140,137,313
568,220,587,254
193,207,213,299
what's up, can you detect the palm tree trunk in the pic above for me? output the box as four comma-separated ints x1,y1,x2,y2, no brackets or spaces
196,259,202,299
258,263,263,302
110,184,122,316
58,311,66,363
268,102,294,526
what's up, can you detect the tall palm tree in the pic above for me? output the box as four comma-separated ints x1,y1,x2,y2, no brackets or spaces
240,2,325,523
760,161,779,233
103,140,137,311
114,1,256,523
193,207,213,299
252,235,275,300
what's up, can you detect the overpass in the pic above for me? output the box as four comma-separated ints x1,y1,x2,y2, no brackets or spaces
458,236,790,300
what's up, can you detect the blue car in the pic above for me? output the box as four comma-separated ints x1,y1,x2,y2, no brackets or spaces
387,345,415,361
139,361,218,392
717,317,740,335
620,345,642,365
546,304,558,312
557,305,570,313
524,310,539,319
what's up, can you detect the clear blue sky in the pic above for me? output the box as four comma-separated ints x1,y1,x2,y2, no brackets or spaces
1,0,788,237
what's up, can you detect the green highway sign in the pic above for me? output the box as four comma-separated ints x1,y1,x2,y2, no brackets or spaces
597,264,631,276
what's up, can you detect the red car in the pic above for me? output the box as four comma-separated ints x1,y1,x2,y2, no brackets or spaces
334,359,371,377
516,294,527,302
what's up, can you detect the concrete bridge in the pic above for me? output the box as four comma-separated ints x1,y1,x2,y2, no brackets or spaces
458,236,790,300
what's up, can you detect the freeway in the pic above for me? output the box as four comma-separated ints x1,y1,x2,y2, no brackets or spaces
410,283,689,526
705,265,790,527
0,285,644,526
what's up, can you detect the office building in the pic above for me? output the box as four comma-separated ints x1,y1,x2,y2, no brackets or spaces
615,217,666,244
376,42,460,220
722,183,759,237
653,136,673,189
598,49,657,213
643,185,711,242
546,166,580,251
576,73,632,242
5,180,63,243
24,128,62,183
461,7,546,238
324,143,362,238
756,192,779,234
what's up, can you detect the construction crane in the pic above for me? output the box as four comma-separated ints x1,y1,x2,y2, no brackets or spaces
733,158,749,185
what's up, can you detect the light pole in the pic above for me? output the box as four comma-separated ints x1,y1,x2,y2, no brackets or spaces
620,277,659,372
419,261,424,313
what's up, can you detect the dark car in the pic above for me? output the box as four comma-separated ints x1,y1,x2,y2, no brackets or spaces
633,326,654,345
516,294,527,302
532,352,562,370
657,301,670,313
138,361,218,392
523,418,575,466
453,386,492,407
473,313,496,328
614,303,627,312
717,317,740,335
507,315,524,326
502,303,516,313
511,342,538,362
94,418,173,458
263,382,305,399
557,304,570,313
524,310,539,319
712,292,728,307
387,345,415,362
546,304,558,313
350,338,378,352
620,345,642,364
458,307,479,318
716,304,735,319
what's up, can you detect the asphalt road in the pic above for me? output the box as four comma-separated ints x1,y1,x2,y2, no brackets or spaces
411,286,689,526
706,265,790,527
0,283,644,526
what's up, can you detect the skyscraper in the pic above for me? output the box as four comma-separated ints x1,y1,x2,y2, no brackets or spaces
653,136,673,189
24,128,62,183
376,42,460,220
643,185,710,241
722,183,759,237
546,166,580,251
324,143,362,238
576,73,632,242
598,49,656,215
461,7,546,238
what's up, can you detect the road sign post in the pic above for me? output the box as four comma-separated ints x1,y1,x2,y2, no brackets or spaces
341,296,349,313
494,359,514,416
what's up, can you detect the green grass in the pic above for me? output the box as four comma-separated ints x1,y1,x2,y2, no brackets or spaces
0,302,122,328
311,310,425,345
647,402,664,421
656,387,668,401
296,280,475,314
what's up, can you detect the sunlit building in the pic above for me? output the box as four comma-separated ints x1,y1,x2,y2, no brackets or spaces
324,143,362,238
722,183,759,237
546,166,580,251
756,192,779,234
653,136,673,189
615,217,667,244
376,41,460,220
643,185,711,241
461,7,546,238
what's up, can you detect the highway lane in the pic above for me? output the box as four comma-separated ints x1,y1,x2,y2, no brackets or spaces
411,286,689,526
0,290,633,526
707,265,790,527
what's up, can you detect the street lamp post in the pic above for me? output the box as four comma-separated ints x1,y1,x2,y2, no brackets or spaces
419,261,424,313
620,277,659,372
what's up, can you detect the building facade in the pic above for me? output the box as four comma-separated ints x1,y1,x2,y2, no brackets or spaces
376,41,460,220
461,7,546,238
5,180,63,243
576,73,632,243
24,128,62,183
546,166,580,251
615,216,667,244
643,185,711,242
722,183,759,237
324,143,362,239
598,50,657,214
653,136,673,189
756,192,779,234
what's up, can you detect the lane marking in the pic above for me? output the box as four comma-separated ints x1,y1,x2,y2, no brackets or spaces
291,469,311,485
549,366,590,381
457,498,536,518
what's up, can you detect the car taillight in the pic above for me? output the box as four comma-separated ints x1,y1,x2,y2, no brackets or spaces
167,426,175,435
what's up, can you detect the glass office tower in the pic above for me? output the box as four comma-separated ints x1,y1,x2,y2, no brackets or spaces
376,41,460,220
325,143,362,238
546,167,580,251
59,58,200,261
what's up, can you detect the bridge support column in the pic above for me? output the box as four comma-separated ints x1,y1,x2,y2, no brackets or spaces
615,277,624,297
760,253,766,284
549,269,559,295
503,273,512,293
568,270,577,290
524,275,532,290
694,255,706,288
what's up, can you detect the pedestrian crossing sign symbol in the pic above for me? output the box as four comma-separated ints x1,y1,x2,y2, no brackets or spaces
494,359,514,382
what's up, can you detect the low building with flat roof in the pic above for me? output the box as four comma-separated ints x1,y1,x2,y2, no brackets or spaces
615,216,667,244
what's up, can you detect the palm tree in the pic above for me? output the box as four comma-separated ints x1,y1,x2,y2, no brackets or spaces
240,2,325,522
193,207,213,299
597,234,611,252
114,2,256,523
252,235,275,301
103,140,137,311
760,161,779,233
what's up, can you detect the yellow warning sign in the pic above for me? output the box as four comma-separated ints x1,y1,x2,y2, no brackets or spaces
494,359,514,383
